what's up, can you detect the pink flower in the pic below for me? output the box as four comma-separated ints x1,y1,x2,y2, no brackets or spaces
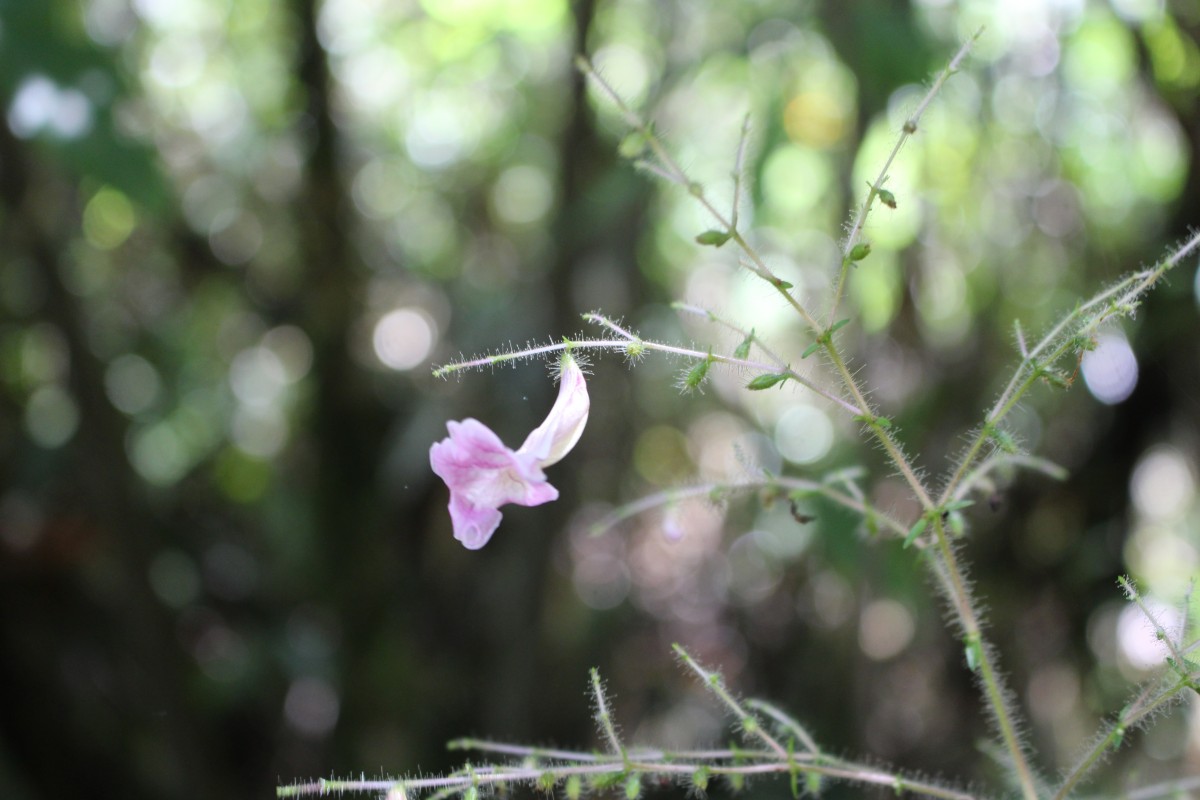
430,354,589,549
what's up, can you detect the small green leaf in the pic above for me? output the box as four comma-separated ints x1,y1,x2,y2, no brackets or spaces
944,499,974,512
591,772,625,790
774,278,794,289
538,772,558,792
733,329,754,359
801,342,821,359
691,767,709,792
683,357,712,392
618,131,647,159
695,229,732,247
848,242,872,262
903,516,928,549
963,635,982,672
566,776,582,800
829,318,851,334
747,373,789,391
805,772,823,796
624,775,640,800
987,425,1018,454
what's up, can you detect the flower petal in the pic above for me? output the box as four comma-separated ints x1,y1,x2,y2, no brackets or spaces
430,417,559,547
448,493,503,550
518,353,590,467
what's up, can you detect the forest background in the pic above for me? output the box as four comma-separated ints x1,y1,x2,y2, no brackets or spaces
2,0,1200,798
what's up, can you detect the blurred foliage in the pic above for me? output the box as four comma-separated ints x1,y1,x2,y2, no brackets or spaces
1,1,1199,799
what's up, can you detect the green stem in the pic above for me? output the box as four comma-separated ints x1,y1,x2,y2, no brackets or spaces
1052,676,1191,800
821,339,1039,800
826,30,980,327
938,228,1200,507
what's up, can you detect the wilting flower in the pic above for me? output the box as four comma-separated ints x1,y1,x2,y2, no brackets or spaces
430,354,589,549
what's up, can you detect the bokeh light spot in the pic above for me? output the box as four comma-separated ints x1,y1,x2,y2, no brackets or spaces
262,325,314,383
761,145,831,218
83,187,137,250
783,90,847,148
774,405,833,465
1081,333,1138,405
1130,446,1195,521
633,426,693,485
230,346,288,407
208,209,264,266
214,448,272,504
128,422,190,486
491,164,553,226
25,385,80,448
372,308,436,371
858,598,915,661
231,406,288,459
105,353,162,415
405,92,479,169
284,677,340,737
7,75,94,139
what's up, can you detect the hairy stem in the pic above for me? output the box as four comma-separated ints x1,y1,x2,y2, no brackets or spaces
827,29,981,326
939,229,1200,507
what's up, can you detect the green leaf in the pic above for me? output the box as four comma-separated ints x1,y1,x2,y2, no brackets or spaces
733,329,754,359
682,357,712,392
829,318,851,334
747,373,789,390
987,425,1018,454
801,342,821,359
695,229,732,247
964,635,982,672
903,516,928,549
591,772,626,790
618,131,647,159
775,278,794,289
848,242,872,262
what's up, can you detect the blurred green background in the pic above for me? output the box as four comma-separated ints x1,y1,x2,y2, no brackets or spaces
2,1,1199,798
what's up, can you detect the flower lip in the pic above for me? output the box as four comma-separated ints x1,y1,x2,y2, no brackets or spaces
429,353,589,548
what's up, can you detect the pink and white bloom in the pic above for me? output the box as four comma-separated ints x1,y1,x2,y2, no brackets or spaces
430,354,589,549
